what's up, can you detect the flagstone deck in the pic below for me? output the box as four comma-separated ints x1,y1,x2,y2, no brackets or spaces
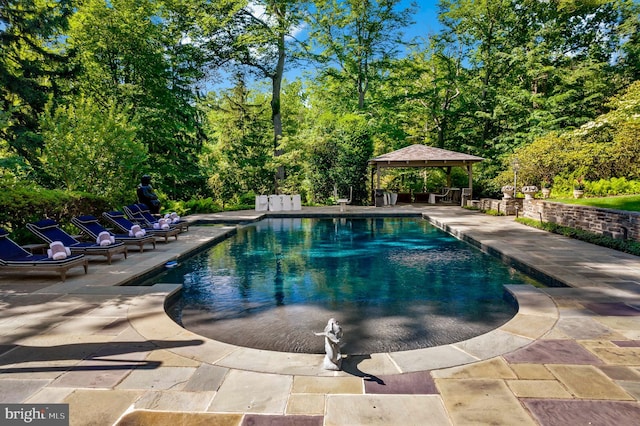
1,205,639,425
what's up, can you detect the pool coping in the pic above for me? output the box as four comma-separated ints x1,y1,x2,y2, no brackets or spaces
126,214,560,376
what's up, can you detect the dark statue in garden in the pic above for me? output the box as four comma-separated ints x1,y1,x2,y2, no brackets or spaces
137,175,161,214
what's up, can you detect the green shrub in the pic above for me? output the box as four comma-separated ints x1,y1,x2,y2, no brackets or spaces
516,217,640,256
0,183,111,244
545,175,640,198
182,197,223,214
585,177,640,197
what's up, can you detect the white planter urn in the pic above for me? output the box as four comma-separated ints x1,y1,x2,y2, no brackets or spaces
501,185,515,199
541,187,551,198
522,185,538,200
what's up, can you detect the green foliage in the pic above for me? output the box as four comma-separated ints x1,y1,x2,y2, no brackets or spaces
305,0,415,110
39,96,146,205
164,197,223,216
435,0,635,188
305,112,374,204
0,0,75,170
67,0,208,200
201,78,275,204
497,80,640,191
225,191,257,212
0,182,111,244
2,0,639,209
585,178,640,197
516,217,640,256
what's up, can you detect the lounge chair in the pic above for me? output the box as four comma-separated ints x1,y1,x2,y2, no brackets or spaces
26,219,127,264
124,203,189,232
268,195,282,212
428,188,451,204
71,215,156,253
255,195,268,211
102,211,179,243
0,228,88,281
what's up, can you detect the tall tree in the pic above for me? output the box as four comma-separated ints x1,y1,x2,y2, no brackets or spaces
201,74,274,204
193,0,305,192
306,0,415,110
0,0,74,172
67,0,208,199
387,36,466,151
438,0,634,159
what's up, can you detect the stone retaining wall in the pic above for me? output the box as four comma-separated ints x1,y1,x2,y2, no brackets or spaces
522,199,640,241
475,198,523,216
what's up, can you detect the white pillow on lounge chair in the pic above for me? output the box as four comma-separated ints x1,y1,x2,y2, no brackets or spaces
96,231,115,246
153,218,170,230
129,224,146,238
165,212,181,223
48,241,70,260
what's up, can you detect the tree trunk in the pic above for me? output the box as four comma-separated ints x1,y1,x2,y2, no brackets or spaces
271,15,286,193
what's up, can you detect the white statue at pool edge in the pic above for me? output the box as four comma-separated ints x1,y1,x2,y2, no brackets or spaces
314,318,343,370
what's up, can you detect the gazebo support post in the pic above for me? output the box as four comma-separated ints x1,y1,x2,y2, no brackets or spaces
370,167,376,205
466,164,473,197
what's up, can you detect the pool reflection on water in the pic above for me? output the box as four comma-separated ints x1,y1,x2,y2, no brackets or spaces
145,218,540,354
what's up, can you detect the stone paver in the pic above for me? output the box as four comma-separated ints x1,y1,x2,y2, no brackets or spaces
116,411,243,426
208,370,292,413
243,414,323,426
547,364,634,400
510,363,556,380
504,339,604,365
133,390,216,411
436,378,537,425
116,366,197,391
64,389,143,426
523,399,640,426
0,379,50,403
292,376,363,394
363,371,438,394
2,207,640,425
286,393,326,415
431,357,517,380
506,379,573,398
325,394,451,426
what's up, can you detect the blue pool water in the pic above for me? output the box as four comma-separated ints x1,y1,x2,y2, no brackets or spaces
151,218,539,354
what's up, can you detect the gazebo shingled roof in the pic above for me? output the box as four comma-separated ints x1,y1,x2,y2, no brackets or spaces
368,144,484,167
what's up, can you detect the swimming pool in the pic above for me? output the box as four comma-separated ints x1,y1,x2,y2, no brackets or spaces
147,217,540,354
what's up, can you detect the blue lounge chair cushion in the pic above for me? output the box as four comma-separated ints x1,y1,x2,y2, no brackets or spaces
0,227,86,267
0,228,30,260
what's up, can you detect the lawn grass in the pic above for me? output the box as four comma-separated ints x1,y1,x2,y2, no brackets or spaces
548,194,640,212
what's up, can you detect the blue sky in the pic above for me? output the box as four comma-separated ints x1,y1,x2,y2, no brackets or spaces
404,0,443,41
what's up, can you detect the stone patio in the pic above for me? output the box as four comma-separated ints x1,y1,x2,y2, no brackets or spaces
1,205,640,425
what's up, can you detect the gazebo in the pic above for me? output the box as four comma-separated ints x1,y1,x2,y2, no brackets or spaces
368,144,484,204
